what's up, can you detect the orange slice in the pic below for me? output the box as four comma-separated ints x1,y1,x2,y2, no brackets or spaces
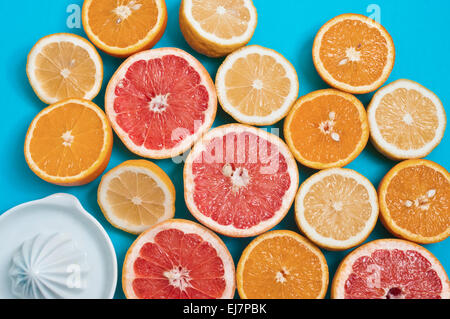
82,0,167,57
179,0,257,57
26,33,103,104
284,89,369,169
215,45,299,126
236,230,328,299
98,160,175,234
368,79,446,160
24,99,113,186
295,168,379,250
313,14,395,94
378,159,450,244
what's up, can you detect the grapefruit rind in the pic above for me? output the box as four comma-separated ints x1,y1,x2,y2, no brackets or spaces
295,168,379,250
236,230,329,299
367,79,447,160
331,239,450,299
312,14,395,94
97,160,176,234
378,159,450,244
105,47,217,159
122,219,236,299
284,89,369,169
26,33,103,105
184,124,299,237
215,45,299,126
82,0,168,58
24,98,113,186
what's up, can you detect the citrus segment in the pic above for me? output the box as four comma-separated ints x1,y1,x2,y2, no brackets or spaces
26,33,103,104
368,79,446,160
105,48,217,159
179,0,257,57
24,99,113,186
122,219,235,299
295,168,378,250
313,14,395,94
215,45,299,126
82,0,167,57
98,160,175,234
236,230,329,299
379,159,450,244
284,89,369,169
332,239,450,299
184,124,299,237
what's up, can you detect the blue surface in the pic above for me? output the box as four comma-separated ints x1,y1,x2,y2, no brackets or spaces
0,0,448,299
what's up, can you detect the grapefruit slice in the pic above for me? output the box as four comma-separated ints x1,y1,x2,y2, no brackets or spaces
332,239,450,299
184,124,299,237
105,47,217,159
122,219,235,299
237,230,329,299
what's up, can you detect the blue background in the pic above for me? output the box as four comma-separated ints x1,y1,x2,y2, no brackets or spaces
0,0,449,299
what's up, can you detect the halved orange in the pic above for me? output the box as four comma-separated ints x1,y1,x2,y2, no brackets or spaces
313,14,395,94
236,230,329,299
368,79,446,160
179,0,257,57
98,160,175,234
82,0,167,57
24,99,113,186
26,33,103,104
378,159,450,244
295,168,379,250
284,89,369,169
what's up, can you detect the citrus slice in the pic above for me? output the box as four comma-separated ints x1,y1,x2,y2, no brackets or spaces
97,160,175,234
378,159,450,244
332,239,450,299
215,45,299,126
312,14,395,94
24,99,113,186
295,168,379,250
236,230,328,299
368,79,446,160
26,33,103,104
105,47,217,159
184,124,299,237
82,0,167,57
284,89,369,169
179,0,257,57
122,219,235,299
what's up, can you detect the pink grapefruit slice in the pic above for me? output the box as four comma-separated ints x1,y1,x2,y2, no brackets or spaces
105,47,217,159
122,219,235,299
332,239,450,299
184,124,299,237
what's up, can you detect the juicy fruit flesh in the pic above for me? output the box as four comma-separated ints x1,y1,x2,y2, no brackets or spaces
376,88,439,150
303,174,372,240
191,0,251,39
344,248,443,299
131,228,226,299
289,94,363,163
319,19,388,86
87,0,158,48
242,235,324,298
113,55,209,150
29,103,104,177
225,53,292,117
34,41,96,100
385,165,449,237
106,170,166,227
192,132,291,229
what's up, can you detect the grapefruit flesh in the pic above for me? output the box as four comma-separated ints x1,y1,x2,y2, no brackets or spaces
123,219,235,299
184,124,299,237
106,48,217,158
